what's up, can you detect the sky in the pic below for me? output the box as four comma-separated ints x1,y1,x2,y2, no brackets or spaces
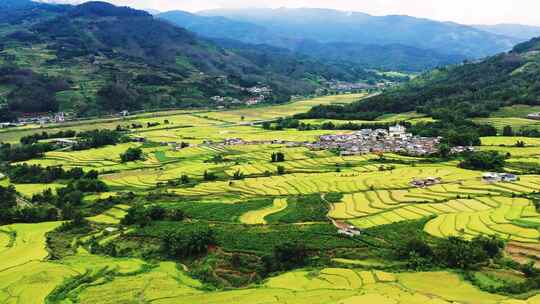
43,0,540,26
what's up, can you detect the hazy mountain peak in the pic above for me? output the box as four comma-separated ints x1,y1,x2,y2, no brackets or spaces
69,1,150,17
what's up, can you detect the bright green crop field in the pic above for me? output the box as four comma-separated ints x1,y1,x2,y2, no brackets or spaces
2,95,540,303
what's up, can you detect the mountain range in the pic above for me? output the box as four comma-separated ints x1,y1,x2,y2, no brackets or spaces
158,8,539,72
0,1,388,119
473,24,540,41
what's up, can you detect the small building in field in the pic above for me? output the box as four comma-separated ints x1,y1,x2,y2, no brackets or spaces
132,136,146,143
50,138,78,147
527,113,540,120
482,172,519,183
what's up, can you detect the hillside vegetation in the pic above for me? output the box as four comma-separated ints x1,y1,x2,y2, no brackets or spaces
301,37,540,120
0,1,383,118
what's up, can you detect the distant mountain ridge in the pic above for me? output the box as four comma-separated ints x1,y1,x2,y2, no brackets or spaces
197,8,520,59
473,24,540,41
158,10,468,72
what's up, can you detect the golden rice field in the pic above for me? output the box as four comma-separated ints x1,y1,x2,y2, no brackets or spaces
324,173,540,242
87,204,130,224
239,198,288,224
199,93,366,123
173,164,481,198
481,137,540,146
4,94,540,303
474,117,540,131
72,267,540,304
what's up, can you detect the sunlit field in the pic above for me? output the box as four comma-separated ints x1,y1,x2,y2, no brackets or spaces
3,94,540,303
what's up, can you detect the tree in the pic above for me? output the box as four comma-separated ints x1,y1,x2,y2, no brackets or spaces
273,242,309,270
120,147,143,163
121,205,150,227
0,185,17,209
161,227,215,259
180,175,190,184
503,125,514,136
438,143,451,158
434,237,488,269
203,171,217,181
271,152,285,163
459,151,506,171
232,170,244,180
276,165,286,175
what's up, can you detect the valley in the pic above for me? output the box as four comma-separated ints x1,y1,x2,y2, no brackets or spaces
1,1,540,303
2,92,540,303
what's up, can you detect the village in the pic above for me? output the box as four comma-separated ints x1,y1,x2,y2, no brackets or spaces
202,124,450,157
308,124,442,156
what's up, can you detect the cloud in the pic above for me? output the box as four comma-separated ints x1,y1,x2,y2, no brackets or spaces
37,0,540,26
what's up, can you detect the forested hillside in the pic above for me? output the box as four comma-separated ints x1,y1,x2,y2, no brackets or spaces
300,37,540,120
0,1,382,119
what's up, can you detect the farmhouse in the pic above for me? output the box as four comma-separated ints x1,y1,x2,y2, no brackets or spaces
50,138,78,148
131,136,146,143
482,172,519,183
527,113,540,120
451,146,475,154
410,177,442,188
335,221,361,237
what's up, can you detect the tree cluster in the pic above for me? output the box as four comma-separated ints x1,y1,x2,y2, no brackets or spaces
6,164,98,183
398,235,504,270
121,205,185,227
73,130,122,150
0,142,54,162
20,130,77,145
161,226,215,259
459,151,507,171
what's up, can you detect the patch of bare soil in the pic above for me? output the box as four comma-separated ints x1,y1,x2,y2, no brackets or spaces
506,242,540,267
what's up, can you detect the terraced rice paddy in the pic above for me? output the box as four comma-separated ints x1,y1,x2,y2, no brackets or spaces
474,117,540,131
239,198,288,224
481,137,540,147
173,165,481,198
87,204,130,224
199,94,366,123
424,196,540,243
4,93,540,302
326,174,540,242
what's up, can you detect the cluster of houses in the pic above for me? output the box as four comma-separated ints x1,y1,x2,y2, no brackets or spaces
207,125,442,157
18,112,68,124
482,172,519,183
308,125,441,156
210,94,266,106
335,221,362,237
527,113,540,120
410,177,442,188
322,81,374,92
206,138,291,147
450,146,476,154
246,86,272,94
